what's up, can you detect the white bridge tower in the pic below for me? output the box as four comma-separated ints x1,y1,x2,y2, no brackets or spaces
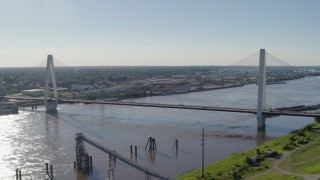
44,55,58,112
257,49,266,128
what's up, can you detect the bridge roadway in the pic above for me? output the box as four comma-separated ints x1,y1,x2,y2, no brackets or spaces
78,133,172,180
3,96,320,118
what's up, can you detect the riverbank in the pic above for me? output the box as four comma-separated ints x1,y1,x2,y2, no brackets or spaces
178,121,320,180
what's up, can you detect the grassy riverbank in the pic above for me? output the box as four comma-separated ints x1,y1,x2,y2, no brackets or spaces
178,122,320,180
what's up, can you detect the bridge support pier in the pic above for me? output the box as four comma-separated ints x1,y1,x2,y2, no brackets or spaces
256,125,266,146
257,49,267,128
257,116,266,130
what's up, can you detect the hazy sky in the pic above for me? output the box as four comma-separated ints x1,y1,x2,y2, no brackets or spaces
0,0,319,67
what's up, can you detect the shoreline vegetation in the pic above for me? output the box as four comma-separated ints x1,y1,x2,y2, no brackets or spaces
66,77,302,101
178,120,320,180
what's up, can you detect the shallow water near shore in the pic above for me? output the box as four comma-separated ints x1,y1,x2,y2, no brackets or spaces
0,76,319,179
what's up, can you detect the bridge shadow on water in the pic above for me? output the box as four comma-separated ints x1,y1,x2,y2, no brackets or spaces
256,116,266,146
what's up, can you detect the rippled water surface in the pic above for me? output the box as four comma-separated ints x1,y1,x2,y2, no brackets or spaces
0,76,319,179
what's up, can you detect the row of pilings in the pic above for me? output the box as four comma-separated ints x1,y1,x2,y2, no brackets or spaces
15,163,55,180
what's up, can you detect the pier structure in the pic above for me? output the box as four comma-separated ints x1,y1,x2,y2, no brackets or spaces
75,133,172,180
145,137,157,151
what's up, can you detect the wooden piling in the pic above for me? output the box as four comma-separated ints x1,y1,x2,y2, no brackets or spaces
152,138,156,150
16,169,18,180
50,164,53,180
173,139,179,159
175,139,178,151
89,156,93,173
73,161,76,169
130,145,133,154
135,146,137,157
45,163,49,174
145,137,152,150
18,170,22,180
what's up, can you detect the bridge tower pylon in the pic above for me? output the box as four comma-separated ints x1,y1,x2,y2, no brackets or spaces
43,55,58,112
257,49,266,128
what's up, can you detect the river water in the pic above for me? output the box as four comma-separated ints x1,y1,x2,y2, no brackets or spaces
0,76,319,179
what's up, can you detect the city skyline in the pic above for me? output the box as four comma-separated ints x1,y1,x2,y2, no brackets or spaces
0,0,319,67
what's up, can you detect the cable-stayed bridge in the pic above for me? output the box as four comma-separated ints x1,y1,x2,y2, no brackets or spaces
2,49,320,127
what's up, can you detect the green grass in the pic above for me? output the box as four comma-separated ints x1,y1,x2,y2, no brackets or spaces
250,172,303,180
291,142,320,163
279,156,297,174
178,150,272,180
178,122,320,180
297,159,320,174
279,131,320,174
177,135,281,180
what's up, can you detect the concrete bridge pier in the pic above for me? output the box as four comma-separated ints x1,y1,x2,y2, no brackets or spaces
257,116,266,129
256,125,266,146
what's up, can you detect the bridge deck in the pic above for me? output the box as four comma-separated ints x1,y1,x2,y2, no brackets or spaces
62,99,320,118
3,96,320,118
